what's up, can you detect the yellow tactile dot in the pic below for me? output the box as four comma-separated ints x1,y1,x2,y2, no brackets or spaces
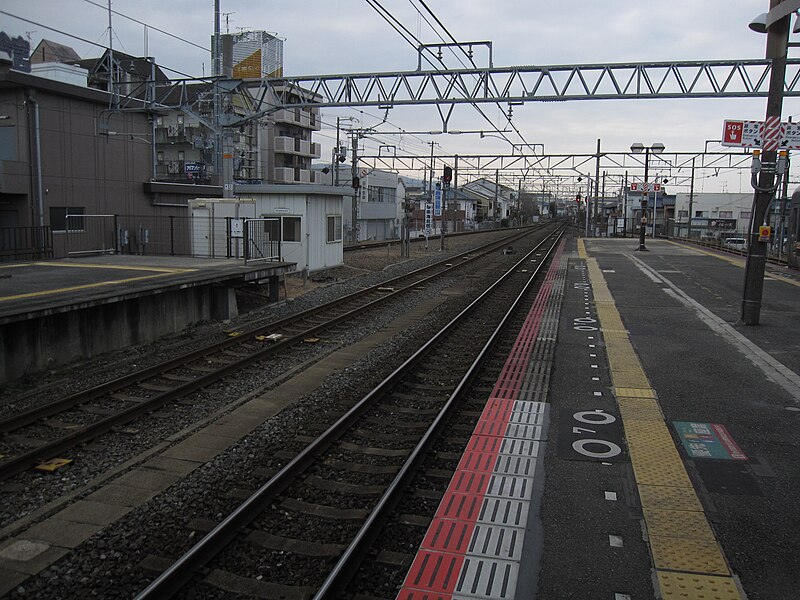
617,397,663,421
639,485,703,512
657,571,743,599
612,371,652,389
644,508,716,542
631,456,693,488
650,536,730,575
615,387,657,399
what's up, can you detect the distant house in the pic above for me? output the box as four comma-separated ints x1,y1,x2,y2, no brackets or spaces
29,39,81,66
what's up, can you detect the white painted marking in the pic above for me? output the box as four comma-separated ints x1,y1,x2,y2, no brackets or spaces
609,535,624,548
605,491,618,501
615,594,632,600
589,344,596,348
590,353,597,357
591,365,599,368
592,377,600,381
628,254,800,403
602,269,616,273
588,336,594,340
593,391,602,396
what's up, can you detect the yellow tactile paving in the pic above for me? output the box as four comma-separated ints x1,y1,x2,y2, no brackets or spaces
649,536,730,575
639,485,703,512
657,571,743,600
582,252,743,599
615,387,657,399
617,397,663,421
644,508,717,541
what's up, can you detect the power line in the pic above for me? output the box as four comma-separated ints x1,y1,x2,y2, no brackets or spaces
0,9,196,79
80,0,211,52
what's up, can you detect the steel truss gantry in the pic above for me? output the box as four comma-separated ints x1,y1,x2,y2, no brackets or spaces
250,59,800,112
358,151,753,177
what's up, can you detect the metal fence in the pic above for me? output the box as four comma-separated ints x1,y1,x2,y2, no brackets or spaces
0,226,53,261
3,215,288,262
243,218,281,263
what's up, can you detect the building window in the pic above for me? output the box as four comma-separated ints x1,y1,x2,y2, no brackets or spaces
678,210,688,218
282,216,301,242
177,151,185,162
740,210,752,219
177,114,184,126
367,186,396,203
156,116,163,127
719,211,733,219
50,207,85,232
263,218,280,241
327,215,342,242
694,211,706,217
157,151,164,163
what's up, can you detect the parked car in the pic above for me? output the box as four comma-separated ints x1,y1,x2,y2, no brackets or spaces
724,237,747,250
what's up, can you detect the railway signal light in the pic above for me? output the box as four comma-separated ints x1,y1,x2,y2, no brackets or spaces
576,194,582,203
443,166,452,184
352,176,360,189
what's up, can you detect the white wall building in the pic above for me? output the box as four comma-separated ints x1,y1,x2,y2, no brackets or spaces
674,192,753,239
343,169,403,241
241,184,346,272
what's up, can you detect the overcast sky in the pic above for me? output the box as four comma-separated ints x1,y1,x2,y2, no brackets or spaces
3,0,798,194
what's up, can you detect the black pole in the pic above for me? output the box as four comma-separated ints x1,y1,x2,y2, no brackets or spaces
741,0,789,325
636,148,650,251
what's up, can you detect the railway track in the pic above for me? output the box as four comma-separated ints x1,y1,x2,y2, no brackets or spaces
0,225,555,482
135,226,566,599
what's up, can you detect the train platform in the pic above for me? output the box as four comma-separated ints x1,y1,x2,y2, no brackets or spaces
0,255,295,382
399,236,800,600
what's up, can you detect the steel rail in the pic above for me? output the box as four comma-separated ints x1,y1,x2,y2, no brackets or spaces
135,227,565,599
0,226,543,435
0,227,549,481
314,227,565,598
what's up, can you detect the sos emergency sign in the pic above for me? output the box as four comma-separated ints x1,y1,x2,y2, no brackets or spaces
722,119,800,150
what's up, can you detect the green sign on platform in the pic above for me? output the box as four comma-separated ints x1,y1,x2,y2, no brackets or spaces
673,421,747,461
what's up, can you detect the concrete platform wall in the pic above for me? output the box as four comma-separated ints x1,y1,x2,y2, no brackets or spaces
1,284,238,383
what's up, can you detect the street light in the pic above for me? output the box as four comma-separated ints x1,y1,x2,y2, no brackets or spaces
742,0,792,325
630,142,666,250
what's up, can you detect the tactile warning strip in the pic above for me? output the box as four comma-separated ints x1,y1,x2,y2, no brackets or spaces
582,245,744,599
399,240,568,599
657,571,744,600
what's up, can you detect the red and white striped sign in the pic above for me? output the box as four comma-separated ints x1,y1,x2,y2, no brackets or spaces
762,115,784,151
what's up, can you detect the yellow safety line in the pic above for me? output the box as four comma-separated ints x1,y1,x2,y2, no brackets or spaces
33,261,196,274
667,240,800,287
579,238,744,600
0,273,181,302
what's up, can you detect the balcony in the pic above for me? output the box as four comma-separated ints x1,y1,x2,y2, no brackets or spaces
274,137,322,158
274,167,324,185
273,108,322,131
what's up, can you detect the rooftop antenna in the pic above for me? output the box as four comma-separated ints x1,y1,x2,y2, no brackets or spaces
222,12,235,34
107,0,113,95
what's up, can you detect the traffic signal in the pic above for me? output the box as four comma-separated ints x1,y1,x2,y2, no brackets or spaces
575,194,582,203
443,166,452,184
352,176,360,189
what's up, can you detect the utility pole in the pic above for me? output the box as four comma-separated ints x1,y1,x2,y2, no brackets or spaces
601,171,607,236
687,157,696,239
213,0,222,191
623,171,628,237
495,169,500,227
351,133,359,243
593,139,601,236
335,117,340,187
741,0,790,325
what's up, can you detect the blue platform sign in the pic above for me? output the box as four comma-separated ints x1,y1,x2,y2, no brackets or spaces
673,421,747,460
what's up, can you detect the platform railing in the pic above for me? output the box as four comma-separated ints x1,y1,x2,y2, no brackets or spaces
0,226,53,261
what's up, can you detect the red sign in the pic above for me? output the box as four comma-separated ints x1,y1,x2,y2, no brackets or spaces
723,120,744,145
630,183,638,191
653,183,661,192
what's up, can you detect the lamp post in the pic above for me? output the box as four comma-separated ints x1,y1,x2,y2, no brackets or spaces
741,0,793,325
630,142,665,251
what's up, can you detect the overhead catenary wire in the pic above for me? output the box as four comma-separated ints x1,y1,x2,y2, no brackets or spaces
0,9,197,79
